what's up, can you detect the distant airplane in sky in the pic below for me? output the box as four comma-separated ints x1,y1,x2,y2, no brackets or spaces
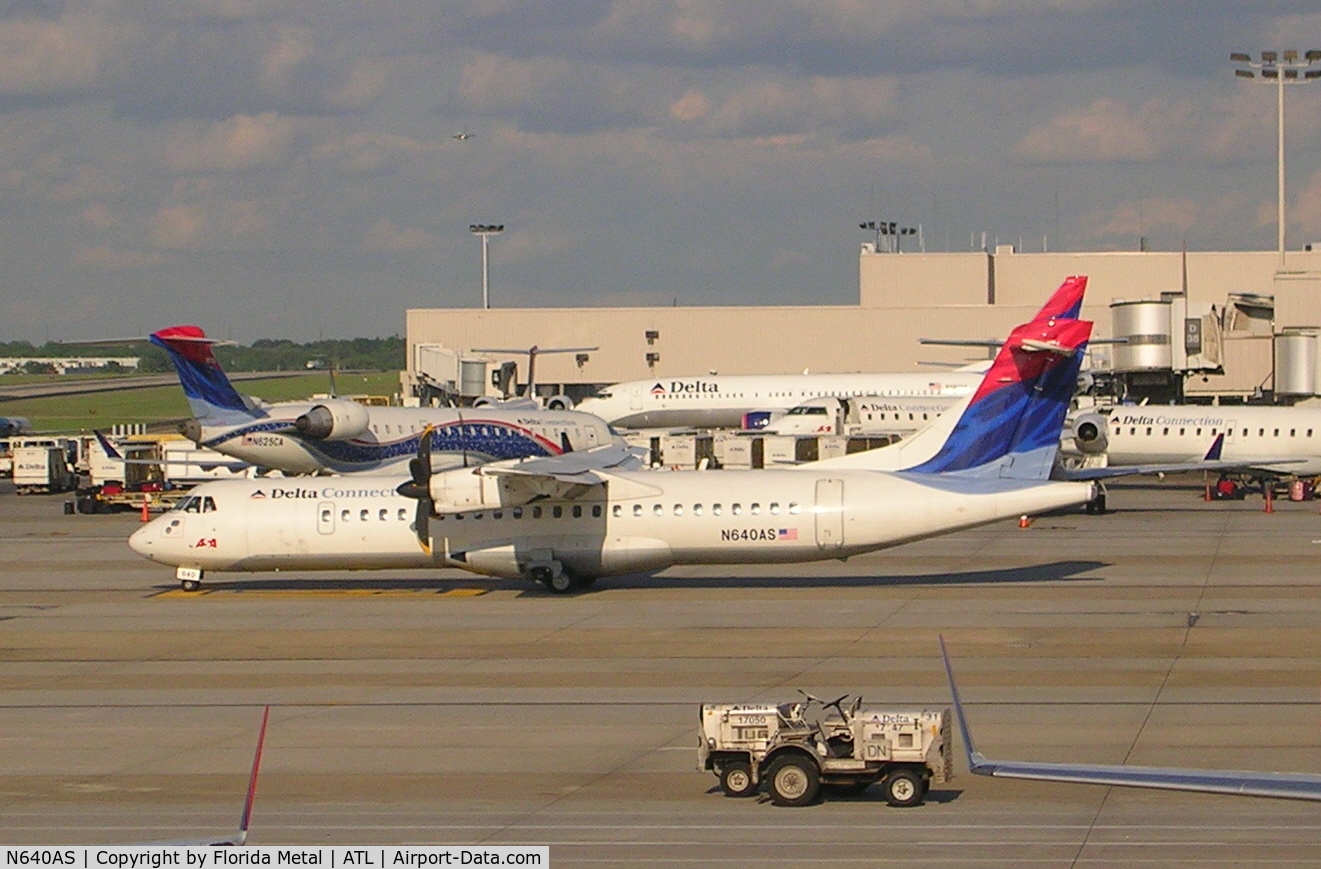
452,130,474,140
131,278,1099,593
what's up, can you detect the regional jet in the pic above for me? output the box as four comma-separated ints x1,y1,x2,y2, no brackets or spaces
574,276,1088,430
1066,403,1321,476
940,638,1321,802
130,278,1099,592
152,326,618,475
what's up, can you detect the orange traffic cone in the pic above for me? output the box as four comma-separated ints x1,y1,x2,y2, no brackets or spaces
1204,482,1213,501
1018,515,1031,528
1264,485,1274,514
140,495,150,522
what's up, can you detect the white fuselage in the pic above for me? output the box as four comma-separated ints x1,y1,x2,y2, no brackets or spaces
1069,404,1321,475
576,372,981,430
196,405,616,475
129,470,1093,581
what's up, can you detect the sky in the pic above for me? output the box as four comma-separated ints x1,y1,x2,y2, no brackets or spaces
3,0,1321,343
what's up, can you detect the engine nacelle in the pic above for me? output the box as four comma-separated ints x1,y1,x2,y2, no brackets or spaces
294,400,371,441
544,394,574,411
1071,412,1109,455
427,466,515,513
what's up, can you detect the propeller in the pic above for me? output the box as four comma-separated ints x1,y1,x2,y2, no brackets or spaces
396,424,434,554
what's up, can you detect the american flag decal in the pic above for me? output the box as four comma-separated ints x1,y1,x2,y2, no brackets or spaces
778,528,797,541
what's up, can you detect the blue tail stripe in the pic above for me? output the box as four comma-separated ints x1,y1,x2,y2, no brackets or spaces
150,334,252,418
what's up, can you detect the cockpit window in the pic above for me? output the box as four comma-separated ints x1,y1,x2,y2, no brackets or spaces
787,406,828,415
202,496,216,513
175,496,200,513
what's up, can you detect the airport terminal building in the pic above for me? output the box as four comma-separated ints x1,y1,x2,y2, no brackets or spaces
406,246,1321,405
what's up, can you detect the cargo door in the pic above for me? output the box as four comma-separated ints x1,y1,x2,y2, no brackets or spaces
814,478,844,549
317,501,335,535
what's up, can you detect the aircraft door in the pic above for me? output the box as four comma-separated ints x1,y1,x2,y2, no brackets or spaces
317,501,335,535
814,478,844,549
630,386,643,411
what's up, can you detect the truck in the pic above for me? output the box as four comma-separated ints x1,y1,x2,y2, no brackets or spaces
698,692,953,807
13,445,78,494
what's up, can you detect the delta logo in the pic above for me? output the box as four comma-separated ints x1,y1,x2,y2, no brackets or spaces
249,488,318,499
653,380,719,395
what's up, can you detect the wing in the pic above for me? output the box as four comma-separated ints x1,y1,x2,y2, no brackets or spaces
939,637,1321,802
478,442,647,490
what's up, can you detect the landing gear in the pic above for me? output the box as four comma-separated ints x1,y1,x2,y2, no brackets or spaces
177,567,203,593
528,564,583,595
1084,486,1107,515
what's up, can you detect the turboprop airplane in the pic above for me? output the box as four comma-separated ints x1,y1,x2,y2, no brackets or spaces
574,275,1089,430
1066,402,1321,476
129,280,1098,593
939,638,1321,801
151,326,618,474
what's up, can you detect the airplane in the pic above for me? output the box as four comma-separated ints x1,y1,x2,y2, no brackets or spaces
150,705,268,845
761,394,962,437
1066,402,1321,476
471,344,598,411
129,278,1099,593
452,130,475,140
574,275,1090,430
939,637,1321,802
0,415,32,436
150,325,619,475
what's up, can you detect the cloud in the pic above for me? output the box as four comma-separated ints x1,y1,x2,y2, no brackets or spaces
73,244,166,271
1079,197,1199,241
164,112,300,173
1014,97,1197,163
0,6,136,97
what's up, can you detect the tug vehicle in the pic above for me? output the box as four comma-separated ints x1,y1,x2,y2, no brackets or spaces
698,691,952,807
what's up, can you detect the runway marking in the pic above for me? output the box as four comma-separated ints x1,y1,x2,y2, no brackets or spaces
152,587,487,598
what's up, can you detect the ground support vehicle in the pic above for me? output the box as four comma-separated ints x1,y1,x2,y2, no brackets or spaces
74,481,189,514
13,445,77,494
698,692,952,807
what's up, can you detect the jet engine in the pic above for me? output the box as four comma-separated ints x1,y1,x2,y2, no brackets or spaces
294,400,371,440
544,394,574,411
1071,412,1109,455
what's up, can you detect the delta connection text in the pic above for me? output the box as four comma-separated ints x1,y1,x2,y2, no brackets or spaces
2,849,546,869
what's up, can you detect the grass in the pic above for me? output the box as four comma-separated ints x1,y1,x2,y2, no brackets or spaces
1,371,403,432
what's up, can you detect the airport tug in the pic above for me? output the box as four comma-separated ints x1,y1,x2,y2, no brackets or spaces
698,691,952,806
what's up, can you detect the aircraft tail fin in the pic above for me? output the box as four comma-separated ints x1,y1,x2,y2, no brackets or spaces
1204,432,1225,461
815,279,1091,479
1031,275,1087,321
150,326,254,421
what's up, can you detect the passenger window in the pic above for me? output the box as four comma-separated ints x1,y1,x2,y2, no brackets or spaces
455,513,464,520
359,509,369,521
553,506,563,518
612,505,622,517
572,505,582,518
513,506,523,519
750,503,761,515
398,508,407,521
1274,429,1280,437
1291,429,1296,437
789,502,800,514
341,510,350,522
673,504,684,516
592,505,602,518
321,508,331,523
532,506,542,519
633,504,642,517
712,503,722,516
379,509,388,521
493,511,503,519
732,503,742,515
654,504,663,516
693,504,703,516
770,502,780,515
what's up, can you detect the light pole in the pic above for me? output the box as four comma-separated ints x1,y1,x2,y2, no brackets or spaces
1230,50,1321,266
469,224,504,308
859,220,918,253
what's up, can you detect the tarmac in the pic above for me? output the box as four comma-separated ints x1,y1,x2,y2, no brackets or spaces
3,475,1321,866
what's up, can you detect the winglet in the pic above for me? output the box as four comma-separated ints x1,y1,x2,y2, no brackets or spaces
1204,433,1225,462
938,636,991,773
235,705,269,845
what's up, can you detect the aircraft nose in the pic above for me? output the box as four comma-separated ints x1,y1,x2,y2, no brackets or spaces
128,523,155,559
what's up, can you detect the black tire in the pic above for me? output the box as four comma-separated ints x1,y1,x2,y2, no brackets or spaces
767,754,820,807
718,762,757,798
883,768,925,807
823,781,871,798
180,578,201,593
545,571,575,594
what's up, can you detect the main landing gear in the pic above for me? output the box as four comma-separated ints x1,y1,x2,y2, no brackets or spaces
527,564,596,594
